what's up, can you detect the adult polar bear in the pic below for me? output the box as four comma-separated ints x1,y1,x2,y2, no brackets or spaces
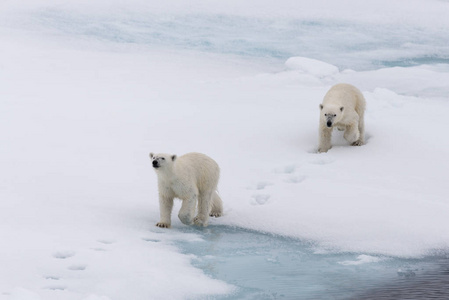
150,152,223,228
318,83,366,153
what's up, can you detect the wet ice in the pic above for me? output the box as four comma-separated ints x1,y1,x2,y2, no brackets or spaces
174,225,447,300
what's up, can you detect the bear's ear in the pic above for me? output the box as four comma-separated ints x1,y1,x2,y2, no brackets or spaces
150,152,154,159
340,106,344,112
319,104,324,110
171,155,177,161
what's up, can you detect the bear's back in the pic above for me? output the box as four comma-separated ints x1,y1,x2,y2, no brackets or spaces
174,152,220,191
323,83,365,112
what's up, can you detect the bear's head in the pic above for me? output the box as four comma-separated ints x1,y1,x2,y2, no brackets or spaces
319,104,344,128
149,153,177,170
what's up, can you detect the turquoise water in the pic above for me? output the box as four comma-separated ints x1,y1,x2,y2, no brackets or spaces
32,9,449,71
174,226,448,299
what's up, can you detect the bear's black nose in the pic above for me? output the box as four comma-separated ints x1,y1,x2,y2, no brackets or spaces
327,121,332,127
152,160,158,167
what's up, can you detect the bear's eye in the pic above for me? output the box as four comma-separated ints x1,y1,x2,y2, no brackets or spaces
324,114,328,116
333,114,336,117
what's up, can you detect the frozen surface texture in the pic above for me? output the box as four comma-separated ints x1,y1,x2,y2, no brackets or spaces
1,0,449,299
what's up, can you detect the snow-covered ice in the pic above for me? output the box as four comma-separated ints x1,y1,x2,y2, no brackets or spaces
285,57,339,78
338,255,386,266
1,0,449,299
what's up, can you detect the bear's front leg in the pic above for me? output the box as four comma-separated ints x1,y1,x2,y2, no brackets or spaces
178,195,197,225
156,195,174,228
318,125,332,153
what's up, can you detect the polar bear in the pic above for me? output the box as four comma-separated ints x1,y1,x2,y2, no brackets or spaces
318,83,366,153
150,152,223,228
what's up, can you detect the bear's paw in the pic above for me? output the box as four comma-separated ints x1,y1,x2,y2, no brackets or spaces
317,147,330,153
209,212,222,218
155,222,171,228
193,216,208,227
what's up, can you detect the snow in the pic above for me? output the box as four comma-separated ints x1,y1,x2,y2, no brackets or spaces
338,255,385,266
1,0,449,299
285,57,339,78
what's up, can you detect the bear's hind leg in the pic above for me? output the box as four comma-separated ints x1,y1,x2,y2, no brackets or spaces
352,115,365,146
194,190,213,227
209,191,223,218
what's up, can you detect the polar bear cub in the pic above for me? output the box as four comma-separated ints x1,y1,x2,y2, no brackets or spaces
150,152,223,228
318,83,366,153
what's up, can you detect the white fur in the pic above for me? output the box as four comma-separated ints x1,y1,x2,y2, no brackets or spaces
150,152,223,228
318,83,366,153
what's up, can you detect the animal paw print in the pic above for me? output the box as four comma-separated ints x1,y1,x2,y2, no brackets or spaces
44,284,66,291
67,264,87,271
247,181,272,191
97,239,116,245
142,238,160,243
42,249,87,293
43,275,66,291
309,156,335,165
251,194,270,205
274,164,296,174
52,251,76,259
284,175,307,184
255,181,272,190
